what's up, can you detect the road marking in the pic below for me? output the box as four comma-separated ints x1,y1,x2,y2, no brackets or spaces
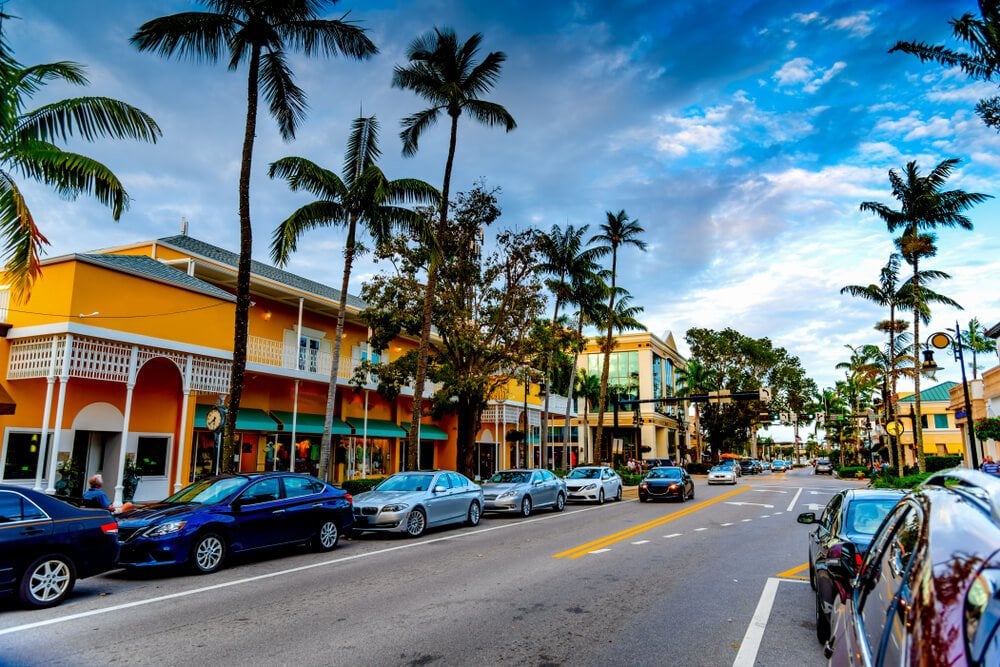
721,522,733,526
776,562,810,580
552,485,751,559
694,527,708,532
805,503,825,511
733,577,780,667
754,489,788,493
772,511,783,515
631,540,650,545
759,515,770,518
741,519,752,522
725,501,774,508
664,533,682,538
589,548,612,555
786,487,803,512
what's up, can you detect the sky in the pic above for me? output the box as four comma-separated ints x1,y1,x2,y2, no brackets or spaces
6,0,1000,398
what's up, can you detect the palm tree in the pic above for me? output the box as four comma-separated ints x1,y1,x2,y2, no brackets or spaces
891,3,1000,131
676,359,717,462
131,1,377,468
562,276,607,469
392,27,516,470
593,293,645,462
575,370,602,463
268,115,438,480
590,210,647,462
860,158,989,472
0,29,160,297
962,317,994,378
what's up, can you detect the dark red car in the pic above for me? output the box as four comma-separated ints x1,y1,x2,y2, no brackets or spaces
824,469,1000,666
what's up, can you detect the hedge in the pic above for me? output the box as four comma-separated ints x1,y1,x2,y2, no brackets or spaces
685,462,711,474
837,465,868,479
341,477,384,495
924,455,963,472
870,472,933,489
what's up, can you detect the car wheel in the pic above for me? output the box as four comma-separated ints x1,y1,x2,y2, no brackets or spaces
689,486,695,500
639,494,648,503
314,519,340,552
598,489,605,505
19,554,76,609
554,492,566,512
466,501,481,526
615,485,623,502
191,532,226,574
406,508,427,537
520,496,532,517
815,588,831,644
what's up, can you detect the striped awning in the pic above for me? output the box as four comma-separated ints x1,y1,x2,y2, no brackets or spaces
270,410,352,436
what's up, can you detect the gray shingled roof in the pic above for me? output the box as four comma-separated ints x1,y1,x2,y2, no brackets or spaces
157,235,366,310
78,254,236,302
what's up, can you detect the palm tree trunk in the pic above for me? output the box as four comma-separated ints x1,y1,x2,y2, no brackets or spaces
912,253,926,473
562,315,583,471
222,46,261,473
594,252,618,463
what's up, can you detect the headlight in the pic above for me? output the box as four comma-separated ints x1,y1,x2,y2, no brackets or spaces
497,490,518,499
582,483,597,491
145,520,187,537
381,503,409,512
669,484,679,490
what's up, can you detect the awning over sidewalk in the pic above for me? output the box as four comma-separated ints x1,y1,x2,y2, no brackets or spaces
402,422,449,441
345,418,406,438
194,405,279,431
270,410,352,436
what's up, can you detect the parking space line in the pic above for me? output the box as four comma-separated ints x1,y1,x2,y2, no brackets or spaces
588,548,612,555
776,562,810,580
741,519,752,522
733,577,779,667
694,527,707,531
786,487,803,512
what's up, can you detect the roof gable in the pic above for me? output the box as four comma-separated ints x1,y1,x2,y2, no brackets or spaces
77,254,236,302
898,381,959,403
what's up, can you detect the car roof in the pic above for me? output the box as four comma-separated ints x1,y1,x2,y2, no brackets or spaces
843,488,906,502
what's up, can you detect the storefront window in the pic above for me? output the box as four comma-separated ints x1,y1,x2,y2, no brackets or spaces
136,436,168,476
3,432,51,480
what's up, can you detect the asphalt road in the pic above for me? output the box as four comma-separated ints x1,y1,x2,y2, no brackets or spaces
0,466,864,666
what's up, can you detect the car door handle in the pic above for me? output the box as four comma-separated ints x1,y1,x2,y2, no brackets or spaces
272,509,286,514
20,527,45,536
312,503,324,508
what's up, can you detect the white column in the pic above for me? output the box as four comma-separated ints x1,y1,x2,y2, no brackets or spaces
45,334,74,494
112,346,140,508
173,355,193,493
33,337,60,490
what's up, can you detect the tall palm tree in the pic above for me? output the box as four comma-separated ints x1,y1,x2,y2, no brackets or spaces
590,210,647,462
131,1,376,468
269,115,439,480
592,292,645,462
575,370,602,463
860,158,989,472
0,29,160,297
391,27,516,469
962,317,994,379
855,338,914,475
676,359,717,462
563,276,607,468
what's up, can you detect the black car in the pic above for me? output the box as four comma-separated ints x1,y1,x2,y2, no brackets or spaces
0,484,120,608
638,466,694,502
797,488,905,642
825,469,1000,666
738,459,757,475
117,473,353,574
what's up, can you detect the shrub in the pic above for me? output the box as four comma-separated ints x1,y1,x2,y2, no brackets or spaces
837,466,868,479
685,462,711,474
618,472,643,485
341,477,384,495
924,455,963,472
870,471,933,489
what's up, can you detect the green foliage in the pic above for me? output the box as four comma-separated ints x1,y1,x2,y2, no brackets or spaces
870,472,933,489
685,462,711,474
341,477,385,495
837,465,868,479
617,471,643,486
976,417,1000,442
924,455,963,472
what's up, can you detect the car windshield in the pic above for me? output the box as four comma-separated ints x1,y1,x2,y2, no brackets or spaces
710,466,729,473
489,471,530,484
846,499,897,535
568,468,600,479
647,468,681,479
164,477,246,504
376,473,435,492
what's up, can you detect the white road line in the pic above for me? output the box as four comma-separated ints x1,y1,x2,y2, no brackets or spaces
664,533,682,538
772,511,783,515
589,548,612,554
694,527,708,532
786,487,803,512
759,515,770,518
721,522,734,526
741,519,752,522
733,577,780,667
631,540,650,545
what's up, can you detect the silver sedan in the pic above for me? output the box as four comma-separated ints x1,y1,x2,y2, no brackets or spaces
482,469,567,516
564,466,623,504
352,470,484,538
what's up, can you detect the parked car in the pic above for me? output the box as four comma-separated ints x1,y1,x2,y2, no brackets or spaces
639,467,695,502
352,470,483,538
116,472,352,574
707,465,737,485
797,488,905,642
771,460,787,472
482,469,566,516
0,484,120,608
825,469,1000,666
815,458,833,475
564,466,623,504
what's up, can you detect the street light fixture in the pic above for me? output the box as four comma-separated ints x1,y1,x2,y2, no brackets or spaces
919,322,978,469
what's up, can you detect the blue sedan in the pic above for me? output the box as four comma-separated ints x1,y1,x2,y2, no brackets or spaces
117,473,353,574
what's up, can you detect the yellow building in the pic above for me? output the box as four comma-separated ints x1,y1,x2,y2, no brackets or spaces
895,381,964,462
0,233,456,505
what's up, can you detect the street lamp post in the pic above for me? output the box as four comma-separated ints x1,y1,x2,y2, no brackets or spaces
919,322,979,469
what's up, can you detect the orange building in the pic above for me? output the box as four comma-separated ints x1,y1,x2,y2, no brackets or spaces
0,233,456,505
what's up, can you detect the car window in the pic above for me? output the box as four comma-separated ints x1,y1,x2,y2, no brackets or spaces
435,474,453,490
490,471,530,484
447,473,468,488
820,493,844,529
541,470,555,482
846,499,897,536
241,478,281,504
284,475,320,499
376,473,434,492
568,468,599,479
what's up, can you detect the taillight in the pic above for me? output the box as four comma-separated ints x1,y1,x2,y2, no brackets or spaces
345,493,353,505
101,522,119,535
854,551,863,571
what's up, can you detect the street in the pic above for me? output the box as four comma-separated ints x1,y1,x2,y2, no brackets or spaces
0,467,863,666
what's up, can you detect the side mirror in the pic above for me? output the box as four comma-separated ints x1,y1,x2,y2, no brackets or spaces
797,512,816,524
230,498,244,512
433,485,447,494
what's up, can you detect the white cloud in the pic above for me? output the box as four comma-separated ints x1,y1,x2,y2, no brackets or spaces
792,12,825,25
774,57,814,86
830,11,875,38
803,61,846,93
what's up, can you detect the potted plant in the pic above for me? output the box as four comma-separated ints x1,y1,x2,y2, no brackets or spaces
55,457,82,497
123,454,142,502
975,417,1000,443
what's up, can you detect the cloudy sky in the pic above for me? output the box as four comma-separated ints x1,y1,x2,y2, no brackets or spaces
7,0,1000,394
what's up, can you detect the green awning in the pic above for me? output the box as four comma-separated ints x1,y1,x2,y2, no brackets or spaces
402,422,449,441
345,418,406,438
270,410,352,436
194,405,279,431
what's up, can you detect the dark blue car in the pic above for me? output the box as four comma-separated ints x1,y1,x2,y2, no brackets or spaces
117,472,353,575
0,484,120,608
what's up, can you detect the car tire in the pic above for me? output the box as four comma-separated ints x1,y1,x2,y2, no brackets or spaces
554,492,566,512
466,501,481,526
520,496,532,517
815,588,831,644
19,554,76,609
406,508,427,537
314,518,340,552
689,486,695,500
191,532,226,574
615,485,623,502
639,494,648,503
598,489,605,505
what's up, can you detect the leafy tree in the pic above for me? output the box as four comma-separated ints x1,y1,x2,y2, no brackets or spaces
356,184,544,477
962,317,995,378
0,20,160,297
676,359,717,462
575,370,602,462
590,210,647,461
132,0,377,470
268,115,438,480
860,158,988,471
891,2,1000,131
392,27,516,471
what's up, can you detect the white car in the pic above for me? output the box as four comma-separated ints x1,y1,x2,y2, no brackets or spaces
564,466,623,504
707,465,737,485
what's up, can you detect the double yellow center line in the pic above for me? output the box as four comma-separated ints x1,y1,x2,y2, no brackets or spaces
552,485,750,559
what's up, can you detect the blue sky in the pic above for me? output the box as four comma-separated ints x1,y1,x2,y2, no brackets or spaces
7,0,1000,395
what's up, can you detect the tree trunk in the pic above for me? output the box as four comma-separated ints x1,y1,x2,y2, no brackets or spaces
594,251,618,463
912,253,926,473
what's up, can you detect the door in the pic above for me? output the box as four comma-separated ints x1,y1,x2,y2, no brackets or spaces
0,491,53,589
424,472,454,525
231,477,290,551
280,475,325,542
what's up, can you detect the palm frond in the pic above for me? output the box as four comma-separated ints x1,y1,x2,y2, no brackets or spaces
267,156,345,199
130,12,238,63
0,171,48,299
259,50,307,140
19,96,161,144
269,200,346,266
399,107,442,157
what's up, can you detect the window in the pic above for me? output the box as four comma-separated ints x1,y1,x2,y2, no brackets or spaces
652,354,663,400
587,351,639,402
241,478,280,504
3,432,51,481
136,437,168,476
284,475,321,498
0,491,46,522
299,335,321,372
934,414,949,429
